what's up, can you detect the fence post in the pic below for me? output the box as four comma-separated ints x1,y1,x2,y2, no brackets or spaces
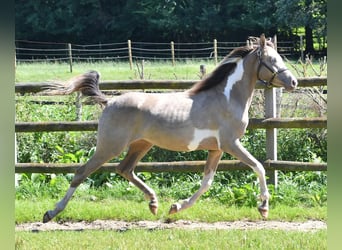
15,133,20,187
199,65,206,79
265,88,278,187
213,39,218,65
171,41,175,66
128,40,133,70
265,35,278,188
68,43,73,73
300,35,304,61
75,92,82,121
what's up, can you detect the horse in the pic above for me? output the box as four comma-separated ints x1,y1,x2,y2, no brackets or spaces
42,34,297,223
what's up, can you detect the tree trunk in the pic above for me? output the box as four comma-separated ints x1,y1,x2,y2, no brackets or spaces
305,25,314,55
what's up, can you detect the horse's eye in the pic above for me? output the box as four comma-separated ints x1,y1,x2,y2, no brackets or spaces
270,57,277,64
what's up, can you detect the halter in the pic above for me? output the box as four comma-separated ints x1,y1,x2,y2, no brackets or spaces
256,49,289,88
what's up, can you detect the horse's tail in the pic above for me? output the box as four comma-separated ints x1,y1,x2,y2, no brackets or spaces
42,70,108,107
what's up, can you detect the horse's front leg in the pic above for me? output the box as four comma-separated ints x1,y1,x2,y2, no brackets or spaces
169,150,223,214
225,139,270,218
116,140,158,214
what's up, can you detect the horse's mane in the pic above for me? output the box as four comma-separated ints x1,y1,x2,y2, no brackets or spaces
189,46,255,95
188,36,276,95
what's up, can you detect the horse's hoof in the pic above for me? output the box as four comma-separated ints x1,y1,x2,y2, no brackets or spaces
258,206,269,219
43,211,52,223
149,201,158,215
169,203,180,215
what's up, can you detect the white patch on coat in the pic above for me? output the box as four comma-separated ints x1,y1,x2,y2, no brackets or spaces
202,170,215,187
224,59,244,101
187,128,220,151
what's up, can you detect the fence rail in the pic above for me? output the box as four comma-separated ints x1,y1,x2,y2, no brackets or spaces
15,77,327,94
15,118,327,133
15,160,327,174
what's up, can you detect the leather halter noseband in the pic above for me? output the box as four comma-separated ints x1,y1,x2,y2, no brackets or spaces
256,50,289,88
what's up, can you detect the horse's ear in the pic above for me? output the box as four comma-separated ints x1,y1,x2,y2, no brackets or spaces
259,33,266,49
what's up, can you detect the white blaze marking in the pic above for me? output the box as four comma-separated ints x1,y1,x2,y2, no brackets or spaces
187,128,220,151
224,59,244,101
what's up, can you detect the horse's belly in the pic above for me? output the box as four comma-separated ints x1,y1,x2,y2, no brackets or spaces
144,127,221,152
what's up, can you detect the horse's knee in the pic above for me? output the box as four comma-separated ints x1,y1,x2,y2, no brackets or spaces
251,162,265,178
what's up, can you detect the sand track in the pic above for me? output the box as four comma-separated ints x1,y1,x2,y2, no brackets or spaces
16,219,326,232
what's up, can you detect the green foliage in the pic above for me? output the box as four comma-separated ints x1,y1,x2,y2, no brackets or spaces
15,0,327,53
278,128,327,162
16,167,327,209
16,173,69,200
270,171,327,207
275,0,327,38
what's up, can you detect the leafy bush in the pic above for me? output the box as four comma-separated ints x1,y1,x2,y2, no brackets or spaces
16,173,69,200
15,169,327,208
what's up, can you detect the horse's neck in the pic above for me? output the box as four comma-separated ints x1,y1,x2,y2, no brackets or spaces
215,57,257,123
223,59,256,106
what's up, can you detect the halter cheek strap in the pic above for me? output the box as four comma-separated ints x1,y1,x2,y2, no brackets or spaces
257,50,289,88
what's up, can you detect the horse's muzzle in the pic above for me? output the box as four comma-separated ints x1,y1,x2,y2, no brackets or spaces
286,78,298,91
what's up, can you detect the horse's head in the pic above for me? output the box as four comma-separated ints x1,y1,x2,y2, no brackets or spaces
255,34,297,91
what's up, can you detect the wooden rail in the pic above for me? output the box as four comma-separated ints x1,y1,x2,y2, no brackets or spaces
15,77,327,94
15,160,327,174
15,117,327,133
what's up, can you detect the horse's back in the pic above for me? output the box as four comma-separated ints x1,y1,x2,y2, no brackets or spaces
96,91,224,152
104,91,193,124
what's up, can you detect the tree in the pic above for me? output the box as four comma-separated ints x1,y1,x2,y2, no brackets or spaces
15,0,327,52
15,0,107,43
275,0,327,55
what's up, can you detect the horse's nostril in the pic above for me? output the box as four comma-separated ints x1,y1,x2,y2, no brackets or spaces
292,80,298,87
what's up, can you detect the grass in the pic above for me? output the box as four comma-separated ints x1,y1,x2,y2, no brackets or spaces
15,60,217,82
15,58,326,83
15,228,327,250
15,174,327,249
15,197,327,224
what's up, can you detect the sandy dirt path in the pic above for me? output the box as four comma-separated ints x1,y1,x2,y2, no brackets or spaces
16,219,326,232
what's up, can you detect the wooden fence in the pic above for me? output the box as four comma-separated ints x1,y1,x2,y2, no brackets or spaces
15,39,297,72
15,77,326,94
15,76,327,187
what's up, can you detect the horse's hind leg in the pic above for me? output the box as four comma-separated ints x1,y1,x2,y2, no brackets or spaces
169,150,223,214
43,145,124,223
115,140,158,214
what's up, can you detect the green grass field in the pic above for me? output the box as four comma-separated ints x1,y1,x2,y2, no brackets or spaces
15,57,326,83
15,60,217,82
15,198,327,224
15,228,327,250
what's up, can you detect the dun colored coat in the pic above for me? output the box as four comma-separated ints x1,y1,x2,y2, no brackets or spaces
43,34,297,223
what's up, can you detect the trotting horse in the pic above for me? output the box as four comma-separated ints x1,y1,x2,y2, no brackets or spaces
43,34,297,223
